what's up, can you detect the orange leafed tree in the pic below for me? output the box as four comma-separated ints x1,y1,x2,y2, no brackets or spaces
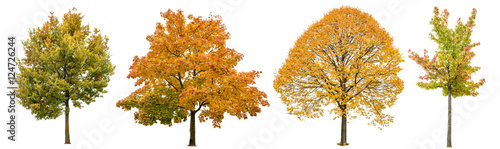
274,6,404,146
116,9,269,146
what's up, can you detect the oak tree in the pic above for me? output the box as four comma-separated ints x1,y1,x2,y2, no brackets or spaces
273,6,404,146
116,9,269,146
408,7,485,148
17,8,115,144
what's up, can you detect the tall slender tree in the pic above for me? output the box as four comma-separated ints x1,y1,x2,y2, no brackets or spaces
17,8,115,144
408,7,485,148
274,6,404,146
116,9,269,146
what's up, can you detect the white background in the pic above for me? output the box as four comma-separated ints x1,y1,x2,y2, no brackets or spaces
1,0,499,149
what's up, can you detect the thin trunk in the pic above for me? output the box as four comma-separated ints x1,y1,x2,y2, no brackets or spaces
64,96,70,144
63,66,70,144
188,110,196,147
338,105,348,146
447,85,452,147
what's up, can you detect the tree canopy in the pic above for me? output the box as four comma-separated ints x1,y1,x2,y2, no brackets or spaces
408,7,485,97
18,8,114,120
274,6,404,128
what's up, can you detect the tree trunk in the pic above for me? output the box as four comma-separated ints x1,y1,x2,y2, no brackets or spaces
188,110,196,147
64,98,71,144
340,114,348,146
63,69,71,144
338,105,348,146
447,85,452,148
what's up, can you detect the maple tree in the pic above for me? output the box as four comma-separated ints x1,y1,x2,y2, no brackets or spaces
16,8,115,144
408,7,485,148
116,9,269,147
274,6,404,146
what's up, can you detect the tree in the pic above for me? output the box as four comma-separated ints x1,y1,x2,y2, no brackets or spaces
16,8,115,144
273,6,404,146
116,9,269,147
408,7,485,148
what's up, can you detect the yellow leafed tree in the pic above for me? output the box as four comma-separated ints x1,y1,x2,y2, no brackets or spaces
273,6,404,146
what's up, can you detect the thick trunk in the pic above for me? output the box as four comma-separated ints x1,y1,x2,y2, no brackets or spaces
338,105,348,146
188,110,196,147
340,114,348,146
64,98,70,144
447,85,452,148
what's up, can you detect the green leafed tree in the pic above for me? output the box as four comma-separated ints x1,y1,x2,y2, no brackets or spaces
408,7,485,148
16,8,115,144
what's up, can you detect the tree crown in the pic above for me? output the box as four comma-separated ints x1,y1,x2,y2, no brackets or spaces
274,6,404,129
17,8,115,120
117,9,268,128
408,7,485,98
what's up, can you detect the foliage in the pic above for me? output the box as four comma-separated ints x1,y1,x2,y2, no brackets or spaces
17,8,115,120
408,7,485,97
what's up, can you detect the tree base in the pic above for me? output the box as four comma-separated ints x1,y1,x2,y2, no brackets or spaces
187,144,196,147
337,142,349,146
